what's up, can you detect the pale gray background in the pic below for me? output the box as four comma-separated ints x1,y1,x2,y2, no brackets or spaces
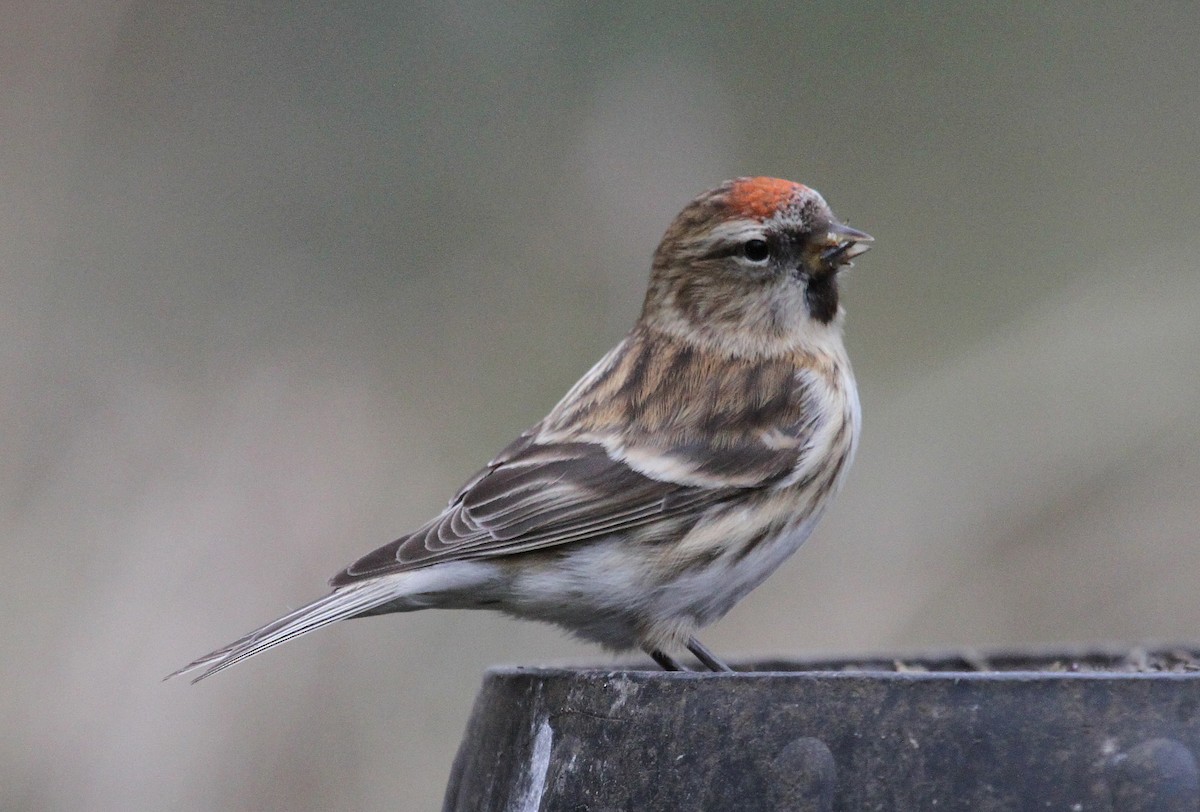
5,3,1200,810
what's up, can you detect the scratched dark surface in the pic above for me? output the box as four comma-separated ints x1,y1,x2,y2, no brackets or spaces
447,652,1200,811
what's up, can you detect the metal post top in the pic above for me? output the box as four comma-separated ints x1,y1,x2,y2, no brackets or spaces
446,644,1200,811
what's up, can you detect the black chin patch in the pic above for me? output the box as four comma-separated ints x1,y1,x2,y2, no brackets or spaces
805,275,839,324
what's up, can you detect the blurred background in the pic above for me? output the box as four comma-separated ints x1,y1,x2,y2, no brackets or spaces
4,2,1200,809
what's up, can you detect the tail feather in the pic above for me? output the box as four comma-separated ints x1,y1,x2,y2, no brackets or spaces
167,579,403,683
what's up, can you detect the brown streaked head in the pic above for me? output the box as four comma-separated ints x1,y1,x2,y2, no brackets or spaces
642,177,872,342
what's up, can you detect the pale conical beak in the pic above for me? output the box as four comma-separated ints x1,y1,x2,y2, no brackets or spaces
819,221,874,265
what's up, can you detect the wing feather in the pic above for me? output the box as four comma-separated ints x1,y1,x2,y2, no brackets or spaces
330,440,727,585
329,331,826,587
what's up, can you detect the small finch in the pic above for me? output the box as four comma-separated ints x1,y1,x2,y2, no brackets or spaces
171,177,871,680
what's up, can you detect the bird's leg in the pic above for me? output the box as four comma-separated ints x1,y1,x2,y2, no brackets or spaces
687,637,734,672
648,648,688,671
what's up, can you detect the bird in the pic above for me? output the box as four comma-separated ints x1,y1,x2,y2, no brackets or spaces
170,176,871,681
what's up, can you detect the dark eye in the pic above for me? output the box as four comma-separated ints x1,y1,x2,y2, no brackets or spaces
742,239,770,262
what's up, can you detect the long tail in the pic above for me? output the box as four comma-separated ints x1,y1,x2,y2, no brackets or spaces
167,579,405,683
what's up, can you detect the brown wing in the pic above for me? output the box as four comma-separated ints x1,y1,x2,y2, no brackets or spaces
330,439,734,585
330,331,823,586
328,427,815,587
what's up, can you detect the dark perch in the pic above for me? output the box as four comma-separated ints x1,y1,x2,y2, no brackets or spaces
443,646,1200,811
